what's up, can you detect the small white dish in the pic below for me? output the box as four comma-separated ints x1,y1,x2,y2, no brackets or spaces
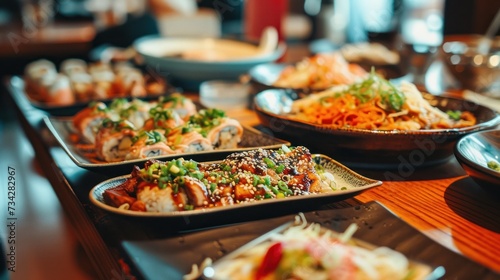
200,80,251,110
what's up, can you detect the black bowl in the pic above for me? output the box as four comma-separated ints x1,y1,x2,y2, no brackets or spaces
253,89,500,169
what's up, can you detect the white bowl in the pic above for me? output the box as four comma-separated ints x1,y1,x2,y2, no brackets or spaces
134,36,286,90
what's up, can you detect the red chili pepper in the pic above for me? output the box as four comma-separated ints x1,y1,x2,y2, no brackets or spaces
255,241,283,280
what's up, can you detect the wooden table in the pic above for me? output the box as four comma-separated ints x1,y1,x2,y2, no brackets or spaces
3,64,500,279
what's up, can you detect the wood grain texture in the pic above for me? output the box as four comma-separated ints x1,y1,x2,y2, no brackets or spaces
356,176,500,272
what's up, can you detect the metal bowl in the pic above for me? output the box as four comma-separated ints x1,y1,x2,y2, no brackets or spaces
454,129,500,194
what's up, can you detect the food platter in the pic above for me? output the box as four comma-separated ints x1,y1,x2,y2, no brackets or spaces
119,200,498,280
89,154,382,218
134,35,286,91
253,89,500,169
200,221,443,280
10,75,174,116
454,129,500,193
44,116,290,175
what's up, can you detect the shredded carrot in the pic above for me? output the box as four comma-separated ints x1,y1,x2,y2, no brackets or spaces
290,77,477,130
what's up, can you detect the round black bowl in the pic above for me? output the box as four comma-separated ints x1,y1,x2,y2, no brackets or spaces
254,89,500,169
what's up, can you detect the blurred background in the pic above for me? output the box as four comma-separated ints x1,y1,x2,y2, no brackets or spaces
0,0,498,76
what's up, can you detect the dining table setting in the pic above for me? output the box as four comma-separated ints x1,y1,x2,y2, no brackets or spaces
3,26,500,280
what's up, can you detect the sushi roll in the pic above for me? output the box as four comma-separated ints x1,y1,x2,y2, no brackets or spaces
73,102,113,144
206,117,243,149
24,59,57,84
113,61,135,73
60,58,87,76
185,108,243,149
91,70,116,99
136,185,189,212
94,119,137,162
30,70,58,102
159,93,197,121
23,59,58,100
143,106,184,132
44,74,75,106
108,98,157,129
126,130,176,160
68,72,94,102
137,174,209,212
115,69,147,97
170,130,213,153
88,61,113,74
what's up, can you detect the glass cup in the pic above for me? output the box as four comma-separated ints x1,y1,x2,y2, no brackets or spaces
399,0,445,86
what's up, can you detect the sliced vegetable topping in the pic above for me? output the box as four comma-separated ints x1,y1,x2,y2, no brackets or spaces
255,242,283,280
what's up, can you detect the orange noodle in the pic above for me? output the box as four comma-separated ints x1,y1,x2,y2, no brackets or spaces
290,72,476,130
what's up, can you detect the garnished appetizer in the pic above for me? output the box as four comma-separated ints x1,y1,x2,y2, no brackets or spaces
187,216,433,280
273,52,368,89
102,146,337,212
72,94,244,162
